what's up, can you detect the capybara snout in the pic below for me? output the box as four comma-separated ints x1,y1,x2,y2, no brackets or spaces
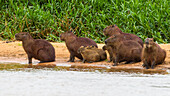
15,32,29,41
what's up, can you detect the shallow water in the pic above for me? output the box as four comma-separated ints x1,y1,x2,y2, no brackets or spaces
0,69,170,96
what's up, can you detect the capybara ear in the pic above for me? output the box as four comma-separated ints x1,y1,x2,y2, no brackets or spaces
112,25,115,27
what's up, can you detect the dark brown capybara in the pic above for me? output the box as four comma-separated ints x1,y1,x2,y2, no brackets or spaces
60,31,98,62
86,45,107,61
103,24,143,47
105,35,142,66
15,32,55,65
77,46,100,63
102,45,113,62
141,38,166,69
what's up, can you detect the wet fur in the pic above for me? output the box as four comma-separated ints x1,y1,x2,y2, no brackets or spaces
15,32,55,64
102,45,113,62
60,31,98,62
86,46,107,61
103,24,143,47
77,46,100,63
105,35,142,66
141,38,166,69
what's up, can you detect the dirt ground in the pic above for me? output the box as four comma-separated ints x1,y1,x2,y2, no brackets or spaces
0,41,170,73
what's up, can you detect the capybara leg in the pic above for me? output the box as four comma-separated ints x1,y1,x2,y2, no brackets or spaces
142,60,146,67
28,54,32,64
113,56,118,66
144,60,149,69
107,57,112,62
82,59,86,63
151,60,156,69
67,55,75,62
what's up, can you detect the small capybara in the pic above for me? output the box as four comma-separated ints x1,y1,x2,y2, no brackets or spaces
15,32,55,65
77,46,100,63
102,45,113,62
60,31,98,62
141,38,166,69
105,35,142,66
103,24,143,47
86,45,107,61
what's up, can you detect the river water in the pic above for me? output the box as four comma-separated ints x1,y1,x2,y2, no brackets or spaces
0,69,170,96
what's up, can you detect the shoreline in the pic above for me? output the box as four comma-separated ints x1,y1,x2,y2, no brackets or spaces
0,41,170,74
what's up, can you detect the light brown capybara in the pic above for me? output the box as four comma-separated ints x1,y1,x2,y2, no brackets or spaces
86,45,107,61
102,45,113,62
105,35,142,66
103,24,143,47
77,46,100,63
141,38,166,69
15,32,55,65
60,31,98,62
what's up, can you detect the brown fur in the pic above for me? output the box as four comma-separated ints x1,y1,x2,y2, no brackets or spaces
77,46,100,63
102,45,113,62
141,38,166,69
103,24,143,47
105,35,142,66
86,45,107,61
15,32,55,64
60,31,98,62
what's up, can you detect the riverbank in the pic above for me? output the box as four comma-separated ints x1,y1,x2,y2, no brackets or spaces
0,41,170,74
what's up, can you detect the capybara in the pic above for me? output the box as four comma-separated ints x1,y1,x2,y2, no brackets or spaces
15,32,55,65
77,46,100,63
60,31,98,62
103,24,143,47
105,35,142,66
141,38,166,69
86,45,107,61
102,45,113,62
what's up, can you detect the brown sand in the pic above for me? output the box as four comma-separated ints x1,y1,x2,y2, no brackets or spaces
0,41,170,73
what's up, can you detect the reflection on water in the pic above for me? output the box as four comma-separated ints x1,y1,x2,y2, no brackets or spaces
0,69,170,96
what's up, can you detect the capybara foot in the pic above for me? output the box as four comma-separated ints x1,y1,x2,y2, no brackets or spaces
145,66,149,69
113,64,117,66
67,60,74,62
107,60,112,63
142,64,146,67
88,61,93,63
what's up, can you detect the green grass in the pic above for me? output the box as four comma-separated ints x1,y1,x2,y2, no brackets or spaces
0,0,169,43
0,63,27,70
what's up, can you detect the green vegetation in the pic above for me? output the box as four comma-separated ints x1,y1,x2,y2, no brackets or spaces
0,63,27,70
0,0,169,43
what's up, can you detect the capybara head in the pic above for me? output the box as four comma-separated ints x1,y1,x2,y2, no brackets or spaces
60,30,74,41
77,46,85,54
144,38,154,48
15,32,32,41
103,24,121,36
105,35,117,45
